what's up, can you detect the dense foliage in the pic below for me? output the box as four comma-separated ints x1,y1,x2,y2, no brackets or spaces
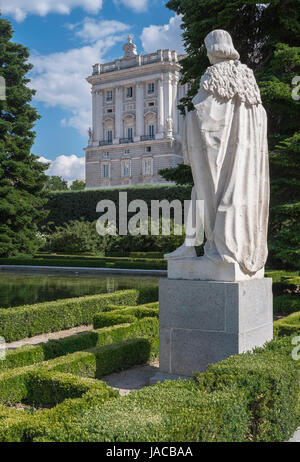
44,177,86,192
161,0,300,269
43,218,185,255
44,184,191,229
0,15,48,257
0,292,299,442
44,176,68,192
0,287,158,342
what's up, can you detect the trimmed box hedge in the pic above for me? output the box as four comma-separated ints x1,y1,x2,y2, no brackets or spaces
0,287,158,342
33,337,299,443
47,339,151,379
92,313,137,329
0,317,159,372
274,295,300,316
32,380,250,442
93,306,159,329
0,375,117,443
274,311,300,337
0,338,151,405
44,184,191,229
26,370,116,407
0,334,299,442
194,349,299,442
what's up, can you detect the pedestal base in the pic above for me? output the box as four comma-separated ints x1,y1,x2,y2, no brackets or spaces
168,258,264,282
158,278,273,377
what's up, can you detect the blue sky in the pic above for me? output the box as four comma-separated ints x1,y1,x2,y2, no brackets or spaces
0,0,184,182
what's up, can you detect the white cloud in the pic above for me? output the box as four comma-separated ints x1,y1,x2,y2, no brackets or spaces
0,0,103,22
113,0,148,12
29,19,130,136
141,14,185,54
69,17,130,43
39,155,85,182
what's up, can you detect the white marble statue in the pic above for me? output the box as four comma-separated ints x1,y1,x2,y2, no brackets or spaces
166,30,270,277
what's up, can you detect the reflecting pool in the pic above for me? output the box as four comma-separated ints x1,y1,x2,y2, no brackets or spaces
0,272,159,309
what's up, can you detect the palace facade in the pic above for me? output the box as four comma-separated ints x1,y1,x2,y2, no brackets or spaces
85,37,188,189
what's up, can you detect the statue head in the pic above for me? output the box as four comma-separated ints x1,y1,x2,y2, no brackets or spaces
205,30,240,65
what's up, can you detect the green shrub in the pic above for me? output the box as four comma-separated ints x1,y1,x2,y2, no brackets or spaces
0,405,32,443
0,367,35,404
32,380,250,442
0,317,159,371
0,333,298,442
102,302,158,312
0,255,167,270
0,338,151,404
194,350,299,442
93,306,158,329
44,185,191,230
258,334,300,370
274,311,300,337
0,345,46,371
0,375,118,442
26,371,112,407
43,220,102,254
112,306,159,319
45,339,151,379
274,295,300,315
93,313,137,329
0,287,158,342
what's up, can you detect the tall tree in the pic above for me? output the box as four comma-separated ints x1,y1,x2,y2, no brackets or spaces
0,14,48,257
45,176,69,192
70,179,85,191
162,0,300,269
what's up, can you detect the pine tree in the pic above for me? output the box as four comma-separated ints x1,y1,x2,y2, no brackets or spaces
0,15,48,257
162,0,300,269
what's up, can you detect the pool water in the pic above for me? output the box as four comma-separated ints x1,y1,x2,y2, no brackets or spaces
0,272,159,309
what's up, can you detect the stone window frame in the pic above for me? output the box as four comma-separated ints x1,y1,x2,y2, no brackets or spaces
123,114,135,140
106,90,113,102
101,162,111,179
121,159,131,178
143,157,153,176
104,117,114,142
147,82,155,95
126,86,133,99
144,112,157,138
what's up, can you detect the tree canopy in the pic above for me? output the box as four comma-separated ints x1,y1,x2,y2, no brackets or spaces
0,14,48,256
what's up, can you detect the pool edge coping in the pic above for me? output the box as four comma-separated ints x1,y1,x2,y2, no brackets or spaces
0,265,167,277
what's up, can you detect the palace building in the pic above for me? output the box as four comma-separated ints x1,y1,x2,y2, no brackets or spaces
85,36,188,189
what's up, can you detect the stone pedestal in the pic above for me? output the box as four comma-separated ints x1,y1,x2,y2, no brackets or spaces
168,258,265,282
155,277,273,378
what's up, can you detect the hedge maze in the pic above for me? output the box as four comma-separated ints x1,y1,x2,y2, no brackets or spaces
0,285,299,442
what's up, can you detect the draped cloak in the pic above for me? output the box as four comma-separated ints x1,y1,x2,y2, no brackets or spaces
182,60,270,274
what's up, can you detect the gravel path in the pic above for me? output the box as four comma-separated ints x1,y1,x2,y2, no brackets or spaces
6,325,93,350
101,361,159,396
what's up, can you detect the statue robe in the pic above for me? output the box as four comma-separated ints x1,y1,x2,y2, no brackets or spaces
182,60,269,274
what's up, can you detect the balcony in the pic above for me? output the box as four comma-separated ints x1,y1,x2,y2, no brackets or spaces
119,138,134,144
140,135,155,141
99,140,113,146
